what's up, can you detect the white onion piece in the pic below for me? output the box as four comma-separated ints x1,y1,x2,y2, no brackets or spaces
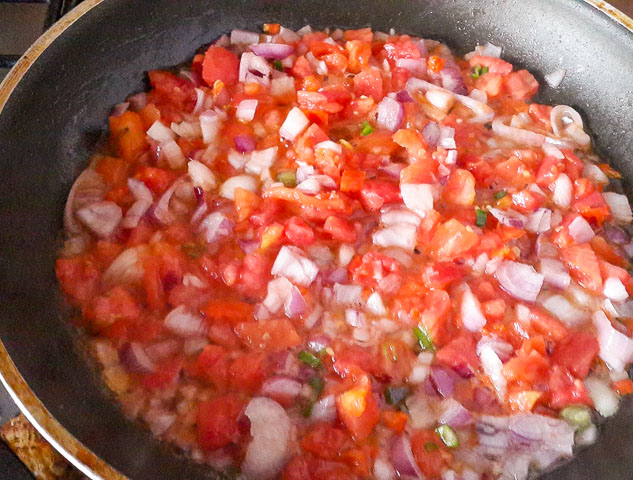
261,377,302,400
604,192,633,223
236,99,258,122
426,89,455,113
381,207,421,227
220,175,258,200
153,179,184,225
246,147,278,175
477,336,514,363
401,183,435,216
250,43,294,59
439,398,474,428
376,97,404,131
525,208,551,234
469,88,487,104
488,208,526,228
147,120,175,143
171,120,202,140
199,212,232,244
242,397,292,480
538,258,571,290
334,283,363,307
603,277,629,302
64,169,106,235
461,285,487,332
438,125,456,149
102,246,146,287
366,292,387,316
543,144,565,159
583,163,609,185
550,104,583,137
199,110,222,144
310,394,337,422
285,286,308,318
263,277,294,314
144,408,176,436
121,342,156,374
492,116,568,148
314,140,342,154
128,178,153,203
345,309,366,328
584,376,619,418
480,42,502,57
231,29,260,45
552,173,572,208
270,76,295,98
406,77,494,123
228,150,250,170
593,310,633,372
373,223,418,251
540,294,589,327
76,201,122,238
161,139,187,169
495,261,543,303
295,177,321,195
271,246,319,287
188,160,217,191
478,344,506,400
121,199,152,229
164,306,207,337
568,215,595,243
544,69,566,88
373,457,396,480
280,107,309,141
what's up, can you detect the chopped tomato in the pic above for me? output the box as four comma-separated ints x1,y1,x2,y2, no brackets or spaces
301,424,349,460
348,251,402,290
55,256,100,304
284,216,315,245
552,332,599,379
235,319,302,352
85,286,140,330
337,385,380,441
435,335,479,377
229,352,265,394
202,46,239,86
202,299,254,325
561,243,603,293
109,111,147,162
352,68,383,101
548,365,593,409
324,216,357,243
359,179,401,210
197,394,245,451
442,168,476,206
429,219,480,261
503,70,539,100
468,55,513,75
410,429,451,479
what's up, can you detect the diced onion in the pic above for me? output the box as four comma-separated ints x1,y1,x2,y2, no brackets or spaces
603,277,629,302
544,69,566,88
280,107,309,141
495,261,543,303
603,192,633,223
538,258,571,290
376,97,404,131
401,183,435,216
220,175,258,200
426,89,455,113
461,285,487,332
147,120,175,143
230,29,260,44
334,283,363,307
164,306,207,337
236,99,258,122
584,376,619,418
246,147,278,175
188,160,217,191
552,173,572,208
200,110,222,144
593,310,633,372
540,294,589,327
76,201,122,238
250,43,294,59
271,246,319,287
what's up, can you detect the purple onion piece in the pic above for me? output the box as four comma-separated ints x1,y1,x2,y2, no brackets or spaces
396,90,414,103
422,122,440,146
429,365,455,397
605,224,630,245
234,134,256,153
120,342,155,374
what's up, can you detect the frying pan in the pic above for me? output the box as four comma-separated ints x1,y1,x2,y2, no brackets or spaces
1,0,633,478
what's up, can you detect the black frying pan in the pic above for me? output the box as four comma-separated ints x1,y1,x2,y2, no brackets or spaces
1,0,633,478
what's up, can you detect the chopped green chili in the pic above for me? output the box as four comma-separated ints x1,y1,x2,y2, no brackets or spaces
382,342,398,362
309,376,324,395
273,60,284,71
277,170,297,188
413,325,435,352
360,121,374,136
298,350,322,369
494,190,508,200
560,405,592,431
435,424,459,448
475,208,488,227
471,65,489,79
424,441,439,452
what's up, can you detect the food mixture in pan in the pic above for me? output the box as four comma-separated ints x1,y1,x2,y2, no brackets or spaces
56,24,633,480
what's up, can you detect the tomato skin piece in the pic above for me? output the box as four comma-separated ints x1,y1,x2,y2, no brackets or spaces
235,319,302,352
284,217,315,245
552,332,599,379
55,256,100,305
324,216,357,243
548,365,593,410
468,55,513,75
229,352,265,394
348,251,401,290
201,46,239,86
503,69,539,100
359,179,401,211
429,219,480,261
352,68,383,101
435,334,480,377
197,394,245,451
300,424,349,460
410,429,451,479
85,286,140,330
336,388,379,441
561,243,603,293
442,168,476,206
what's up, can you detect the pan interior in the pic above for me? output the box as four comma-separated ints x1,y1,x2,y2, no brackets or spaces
0,1,633,478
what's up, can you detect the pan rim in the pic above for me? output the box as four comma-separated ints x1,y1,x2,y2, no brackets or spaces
0,1,632,479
